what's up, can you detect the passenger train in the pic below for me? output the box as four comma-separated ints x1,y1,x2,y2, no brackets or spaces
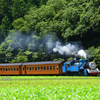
0,59,99,76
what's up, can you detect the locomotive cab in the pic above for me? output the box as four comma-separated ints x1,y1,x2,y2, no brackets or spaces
62,60,78,75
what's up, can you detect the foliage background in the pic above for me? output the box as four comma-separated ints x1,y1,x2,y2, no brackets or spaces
0,0,100,68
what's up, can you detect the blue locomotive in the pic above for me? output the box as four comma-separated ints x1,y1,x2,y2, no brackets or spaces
62,59,100,76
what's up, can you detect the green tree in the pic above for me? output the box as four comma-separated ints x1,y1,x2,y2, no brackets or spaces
12,0,26,20
1,16,11,30
12,18,25,30
0,16,11,40
0,0,12,24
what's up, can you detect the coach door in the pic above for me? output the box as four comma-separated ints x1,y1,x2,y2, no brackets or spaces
19,66,22,75
24,66,26,75
21,65,26,75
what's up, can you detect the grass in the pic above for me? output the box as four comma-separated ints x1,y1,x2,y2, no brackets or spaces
0,76,100,100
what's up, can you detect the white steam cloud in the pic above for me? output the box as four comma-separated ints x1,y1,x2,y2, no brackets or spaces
78,50,87,59
53,41,87,59
6,31,87,59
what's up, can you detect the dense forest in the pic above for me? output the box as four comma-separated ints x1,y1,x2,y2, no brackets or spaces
0,0,100,67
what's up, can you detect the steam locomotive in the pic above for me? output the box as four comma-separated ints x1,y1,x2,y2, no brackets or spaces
62,59,100,76
0,59,99,76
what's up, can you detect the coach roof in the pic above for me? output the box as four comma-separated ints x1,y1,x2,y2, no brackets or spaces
0,61,64,66
0,63,22,66
22,61,64,65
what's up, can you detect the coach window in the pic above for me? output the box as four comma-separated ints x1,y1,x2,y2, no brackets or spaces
50,66,52,70
57,66,58,70
14,68,16,71
32,67,34,70
17,68,19,71
53,66,55,70
23,67,24,70
8,68,10,71
6,68,7,71
47,66,49,70
41,67,43,70
30,67,31,70
35,67,37,70
11,68,13,71
1,68,2,71
44,67,46,70
27,67,28,70
38,67,40,70
3,68,4,71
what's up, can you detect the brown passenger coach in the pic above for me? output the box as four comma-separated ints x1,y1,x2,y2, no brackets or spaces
0,63,22,75
0,61,65,75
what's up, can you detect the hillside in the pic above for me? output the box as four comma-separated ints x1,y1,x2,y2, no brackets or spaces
0,0,100,67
